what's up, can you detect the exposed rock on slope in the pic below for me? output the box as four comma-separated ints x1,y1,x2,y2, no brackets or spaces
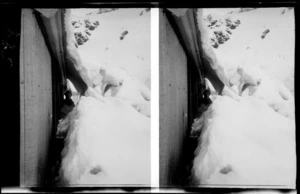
204,14,241,48
71,18,100,46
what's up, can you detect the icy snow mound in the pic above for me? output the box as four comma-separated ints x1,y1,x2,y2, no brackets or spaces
58,96,150,185
192,95,296,186
110,69,151,117
196,9,231,87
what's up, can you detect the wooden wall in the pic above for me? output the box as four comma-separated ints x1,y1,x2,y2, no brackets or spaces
159,9,189,186
20,9,53,186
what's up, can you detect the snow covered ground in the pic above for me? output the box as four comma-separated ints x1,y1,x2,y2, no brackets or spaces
58,96,150,185
57,8,151,186
71,8,151,88
192,8,295,187
203,7,295,95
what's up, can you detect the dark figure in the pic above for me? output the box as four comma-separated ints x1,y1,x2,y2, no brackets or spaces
64,90,75,107
60,90,75,119
203,89,212,106
196,89,213,118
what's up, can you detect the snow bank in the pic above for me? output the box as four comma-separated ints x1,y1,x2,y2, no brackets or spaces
86,66,151,117
196,9,230,88
58,96,150,185
64,9,93,89
192,95,296,186
251,76,295,119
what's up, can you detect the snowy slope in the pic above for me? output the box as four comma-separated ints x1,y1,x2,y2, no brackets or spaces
192,8,296,187
198,7,295,118
203,8,295,94
59,96,150,185
57,8,151,185
71,8,151,88
69,8,151,116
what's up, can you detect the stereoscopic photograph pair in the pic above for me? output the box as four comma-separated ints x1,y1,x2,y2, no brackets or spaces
2,5,296,192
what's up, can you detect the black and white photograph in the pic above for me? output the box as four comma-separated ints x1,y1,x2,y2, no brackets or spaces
159,8,296,188
3,7,151,188
1,1,297,193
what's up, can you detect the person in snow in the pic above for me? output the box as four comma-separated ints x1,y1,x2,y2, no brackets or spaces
197,89,213,117
203,89,212,105
60,90,75,118
191,89,213,137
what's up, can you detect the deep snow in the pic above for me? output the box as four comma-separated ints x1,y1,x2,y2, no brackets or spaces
192,95,295,186
192,8,295,187
58,96,150,185
57,8,151,185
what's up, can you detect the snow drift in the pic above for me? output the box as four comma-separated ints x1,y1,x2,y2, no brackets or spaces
192,95,296,186
58,96,150,185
